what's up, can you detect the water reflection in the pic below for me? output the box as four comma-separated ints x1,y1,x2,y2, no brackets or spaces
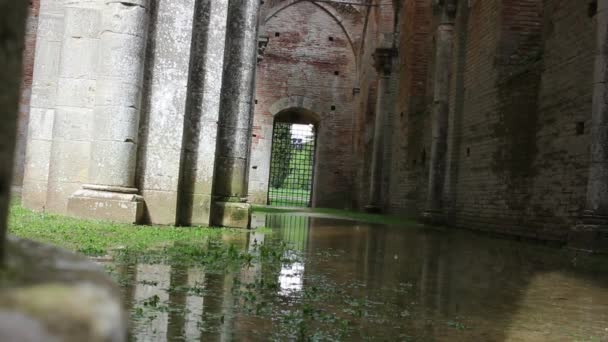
112,212,608,341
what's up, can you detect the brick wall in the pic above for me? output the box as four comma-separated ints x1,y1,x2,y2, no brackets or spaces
381,0,595,241
13,0,40,189
387,0,433,215
250,1,361,208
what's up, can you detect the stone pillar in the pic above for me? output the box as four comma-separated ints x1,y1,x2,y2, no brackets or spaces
22,0,65,211
365,48,395,213
570,0,608,252
423,1,456,224
45,0,101,214
68,0,150,223
210,0,261,228
0,0,29,260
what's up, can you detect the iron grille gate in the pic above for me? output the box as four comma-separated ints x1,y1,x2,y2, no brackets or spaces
268,122,317,207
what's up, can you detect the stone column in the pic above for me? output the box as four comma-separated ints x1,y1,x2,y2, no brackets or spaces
68,0,150,223
45,0,101,215
570,0,608,252
0,0,29,261
423,1,456,224
365,48,395,213
210,0,261,228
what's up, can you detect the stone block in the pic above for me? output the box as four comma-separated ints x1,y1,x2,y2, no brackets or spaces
141,190,178,225
48,140,90,183
64,7,101,39
32,40,61,81
92,106,139,142
23,139,52,181
53,107,93,140
179,193,212,226
27,108,54,140
95,79,141,108
102,2,148,37
55,78,96,108
210,201,251,229
68,189,144,224
2,237,126,342
36,15,64,42
98,33,146,80
21,180,48,212
89,141,137,186
58,38,100,79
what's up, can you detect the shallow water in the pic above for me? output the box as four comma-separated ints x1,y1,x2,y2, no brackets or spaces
104,213,608,341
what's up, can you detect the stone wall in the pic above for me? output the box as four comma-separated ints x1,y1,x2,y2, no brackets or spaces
12,0,40,192
22,0,229,225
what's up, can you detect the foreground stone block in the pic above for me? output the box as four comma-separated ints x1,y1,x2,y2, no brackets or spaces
1,236,126,342
210,201,251,229
67,186,144,224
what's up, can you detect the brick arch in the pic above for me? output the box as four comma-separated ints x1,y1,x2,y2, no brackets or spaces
268,96,324,124
265,0,356,58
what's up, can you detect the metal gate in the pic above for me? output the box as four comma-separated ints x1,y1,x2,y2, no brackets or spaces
268,122,317,207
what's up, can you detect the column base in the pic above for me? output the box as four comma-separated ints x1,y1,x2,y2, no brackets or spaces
67,185,144,224
568,215,608,253
421,210,446,225
210,201,251,229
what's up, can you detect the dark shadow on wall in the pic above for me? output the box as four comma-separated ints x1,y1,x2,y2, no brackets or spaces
176,0,214,226
135,0,159,224
444,0,470,224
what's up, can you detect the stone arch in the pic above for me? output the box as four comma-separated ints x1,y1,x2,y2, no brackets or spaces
265,0,357,58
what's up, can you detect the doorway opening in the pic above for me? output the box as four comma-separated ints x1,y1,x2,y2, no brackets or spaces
268,121,317,207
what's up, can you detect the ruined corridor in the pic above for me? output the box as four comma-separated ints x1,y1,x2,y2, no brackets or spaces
0,0,608,341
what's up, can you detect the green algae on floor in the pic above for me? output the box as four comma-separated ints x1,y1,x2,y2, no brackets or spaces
7,204,242,256
252,204,416,226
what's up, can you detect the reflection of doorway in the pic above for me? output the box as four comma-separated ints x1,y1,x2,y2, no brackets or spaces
268,122,317,207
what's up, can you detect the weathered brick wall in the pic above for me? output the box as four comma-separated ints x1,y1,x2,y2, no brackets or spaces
383,0,595,241
352,3,380,209
519,0,594,238
250,1,361,208
351,0,400,209
386,0,433,215
13,0,40,189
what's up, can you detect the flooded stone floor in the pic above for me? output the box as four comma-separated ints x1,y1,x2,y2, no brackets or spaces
102,213,608,341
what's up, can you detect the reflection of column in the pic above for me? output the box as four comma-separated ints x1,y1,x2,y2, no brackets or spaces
68,0,150,223
366,48,395,212
423,1,456,224
184,268,205,341
134,264,171,341
210,0,261,228
571,1,608,252
0,1,29,260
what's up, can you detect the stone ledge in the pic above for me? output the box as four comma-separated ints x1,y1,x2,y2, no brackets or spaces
0,236,126,342
67,189,144,224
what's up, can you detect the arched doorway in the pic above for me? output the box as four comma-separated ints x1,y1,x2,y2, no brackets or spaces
267,109,319,207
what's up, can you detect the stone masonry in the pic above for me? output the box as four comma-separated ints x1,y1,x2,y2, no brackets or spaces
13,0,608,249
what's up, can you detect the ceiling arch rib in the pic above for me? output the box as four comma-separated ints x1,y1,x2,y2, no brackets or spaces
264,0,358,58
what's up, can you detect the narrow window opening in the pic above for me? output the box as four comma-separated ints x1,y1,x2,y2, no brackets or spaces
576,121,585,135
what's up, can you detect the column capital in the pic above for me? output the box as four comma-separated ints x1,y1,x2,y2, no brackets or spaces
373,48,396,76
257,34,269,64
432,0,457,19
